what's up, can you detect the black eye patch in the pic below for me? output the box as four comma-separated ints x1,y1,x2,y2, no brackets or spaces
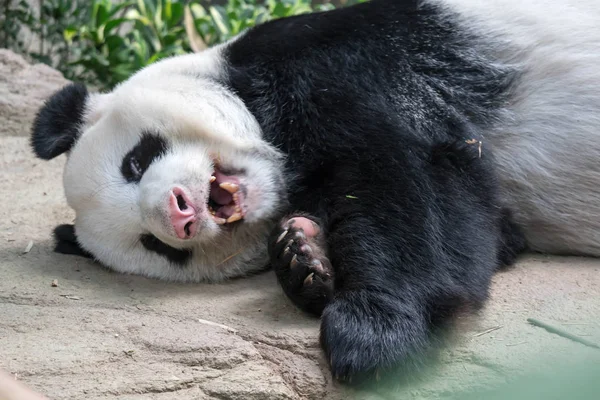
140,234,192,265
121,131,168,183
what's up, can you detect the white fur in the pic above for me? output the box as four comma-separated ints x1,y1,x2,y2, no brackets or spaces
431,0,600,255
64,44,287,282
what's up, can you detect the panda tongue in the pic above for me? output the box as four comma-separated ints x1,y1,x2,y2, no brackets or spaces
210,182,233,205
215,205,236,219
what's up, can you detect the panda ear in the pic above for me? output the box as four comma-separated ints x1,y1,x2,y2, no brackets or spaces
30,83,89,160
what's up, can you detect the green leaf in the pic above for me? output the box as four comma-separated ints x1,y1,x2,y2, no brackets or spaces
130,30,150,65
162,33,177,46
163,0,172,21
209,6,230,36
63,26,77,44
238,6,255,21
142,0,157,20
189,3,207,19
96,3,110,27
255,10,271,25
167,3,184,28
125,9,151,26
104,34,126,52
92,52,111,67
136,0,147,17
230,19,243,35
270,2,287,18
104,18,128,35
148,43,181,64
108,0,136,18
136,22,162,52
154,0,164,32
91,1,101,29
110,63,136,82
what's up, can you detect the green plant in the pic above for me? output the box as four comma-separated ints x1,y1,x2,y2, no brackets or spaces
1,0,36,51
33,0,89,66
67,0,348,89
3,0,367,90
188,0,336,49
1,0,89,79
66,0,190,89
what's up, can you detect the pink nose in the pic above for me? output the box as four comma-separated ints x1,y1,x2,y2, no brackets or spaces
169,187,197,239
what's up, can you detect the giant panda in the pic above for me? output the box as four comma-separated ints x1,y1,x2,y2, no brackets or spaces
30,0,600,385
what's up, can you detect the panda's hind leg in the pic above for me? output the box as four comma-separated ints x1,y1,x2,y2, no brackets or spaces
268,214,334,316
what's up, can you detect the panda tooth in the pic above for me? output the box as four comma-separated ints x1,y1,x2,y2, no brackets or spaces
210,176,216,183
213,217,227,225
226,213,243,223
219,182,239,193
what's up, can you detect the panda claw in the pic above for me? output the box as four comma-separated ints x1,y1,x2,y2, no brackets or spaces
303,272,315,285
290,254,299,268
311,259,324,274
277,230,288,243
283,240,293,256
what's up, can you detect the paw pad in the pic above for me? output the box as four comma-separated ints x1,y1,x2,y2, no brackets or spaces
269,215,334,315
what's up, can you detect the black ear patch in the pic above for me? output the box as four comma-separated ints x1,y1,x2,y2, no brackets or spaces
31,83,89,160
53,224,94,259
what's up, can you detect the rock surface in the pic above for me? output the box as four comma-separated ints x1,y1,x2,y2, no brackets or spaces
0,49,69,138
1,50,599,399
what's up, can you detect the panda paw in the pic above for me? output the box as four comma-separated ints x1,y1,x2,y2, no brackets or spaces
269,215,334,316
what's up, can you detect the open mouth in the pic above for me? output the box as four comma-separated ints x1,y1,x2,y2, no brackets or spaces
208,166,247,225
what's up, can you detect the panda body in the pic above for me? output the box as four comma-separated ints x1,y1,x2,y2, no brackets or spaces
31,0,600,384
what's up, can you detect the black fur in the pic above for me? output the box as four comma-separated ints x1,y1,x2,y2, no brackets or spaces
497,208,528,269
140,234,192,265
121,131,169,183
53,224,94,259
31,83,88,160
222,0,525,384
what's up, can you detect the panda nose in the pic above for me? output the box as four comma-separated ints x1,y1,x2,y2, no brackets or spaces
169,187,198,239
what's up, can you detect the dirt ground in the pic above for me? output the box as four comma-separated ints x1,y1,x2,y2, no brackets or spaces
1,49,599,400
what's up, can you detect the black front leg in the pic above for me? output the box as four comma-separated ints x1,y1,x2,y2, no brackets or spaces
270,140,516,384
269,214,334,316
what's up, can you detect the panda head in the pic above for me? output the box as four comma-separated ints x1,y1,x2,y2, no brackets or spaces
30,50,287,281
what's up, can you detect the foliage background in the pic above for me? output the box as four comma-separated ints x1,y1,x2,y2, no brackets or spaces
0,0,365,89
